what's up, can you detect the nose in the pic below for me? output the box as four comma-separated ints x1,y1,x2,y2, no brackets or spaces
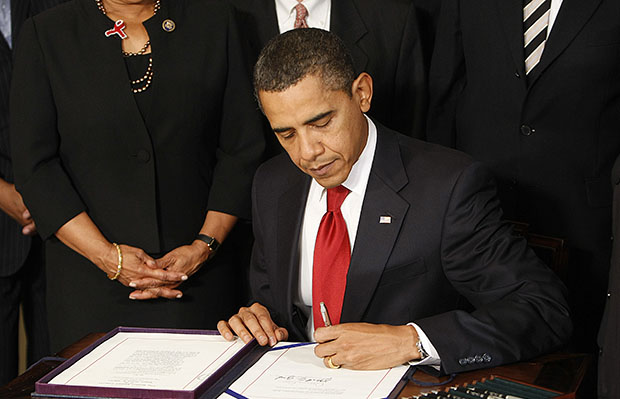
298,130,323,161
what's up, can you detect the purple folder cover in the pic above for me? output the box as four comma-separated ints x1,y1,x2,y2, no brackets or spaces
34,326,259,399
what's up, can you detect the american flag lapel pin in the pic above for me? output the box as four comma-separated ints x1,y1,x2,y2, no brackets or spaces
379,216,392,224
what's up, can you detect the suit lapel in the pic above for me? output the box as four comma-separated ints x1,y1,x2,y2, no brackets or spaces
276,171,311,339
330,0,368,73
528,0,602,86
11,0,31,48
256,0,279,44
495,0,526,78
76,0,150,148
0,34,8,54
341,127,409,323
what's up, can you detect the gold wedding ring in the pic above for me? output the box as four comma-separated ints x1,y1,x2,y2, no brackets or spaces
326,356,341,369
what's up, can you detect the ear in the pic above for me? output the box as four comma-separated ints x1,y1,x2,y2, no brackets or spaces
351,72,373,113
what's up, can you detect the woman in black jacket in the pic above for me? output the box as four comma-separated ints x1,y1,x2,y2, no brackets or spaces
10,0,264,351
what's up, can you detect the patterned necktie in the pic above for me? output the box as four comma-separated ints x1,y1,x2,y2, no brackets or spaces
312,185,351,328
294,0,309,29
523,0,551,75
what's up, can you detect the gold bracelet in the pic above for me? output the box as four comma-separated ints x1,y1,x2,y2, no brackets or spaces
108,243,123,280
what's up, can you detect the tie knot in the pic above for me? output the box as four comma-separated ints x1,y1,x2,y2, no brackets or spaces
326,185,350,212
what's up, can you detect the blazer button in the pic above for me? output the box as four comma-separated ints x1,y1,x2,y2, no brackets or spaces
136,149,151,163
520,125,534,136
515,71,521,78
459,358,468,366
482,353,492,362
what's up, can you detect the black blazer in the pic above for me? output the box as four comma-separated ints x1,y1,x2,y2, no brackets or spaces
230,0,427,141
10,0,264,253
598,155,620,399
249,123,571,374
0,0,67,277
426,0,619,346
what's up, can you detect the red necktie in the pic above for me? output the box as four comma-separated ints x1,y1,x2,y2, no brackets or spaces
294,1,309,29
312,185,351,328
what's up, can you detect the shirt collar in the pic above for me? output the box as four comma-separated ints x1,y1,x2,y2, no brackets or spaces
275,0,330,31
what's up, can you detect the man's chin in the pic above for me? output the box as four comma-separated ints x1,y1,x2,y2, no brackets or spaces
311,174,346,189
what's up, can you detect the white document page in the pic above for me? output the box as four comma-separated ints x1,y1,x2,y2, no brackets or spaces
50,332,246,391
219,342,410,399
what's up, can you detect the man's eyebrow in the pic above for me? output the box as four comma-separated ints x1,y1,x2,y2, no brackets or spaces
272,111,334,134
304,111,333,125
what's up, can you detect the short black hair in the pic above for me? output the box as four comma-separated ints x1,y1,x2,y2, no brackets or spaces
253,28,356,103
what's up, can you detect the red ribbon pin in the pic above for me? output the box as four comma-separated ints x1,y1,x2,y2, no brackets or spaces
104,20,128,39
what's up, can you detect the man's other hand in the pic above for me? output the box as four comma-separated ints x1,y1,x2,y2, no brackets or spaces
217,303,288,346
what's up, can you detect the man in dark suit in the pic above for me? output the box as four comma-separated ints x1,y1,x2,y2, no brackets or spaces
0,0,66,385
218,28,571,373
598,154,620,399
230,0,426,152
427,0,620,355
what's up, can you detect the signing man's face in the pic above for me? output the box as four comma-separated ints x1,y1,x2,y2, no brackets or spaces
259,73,373,188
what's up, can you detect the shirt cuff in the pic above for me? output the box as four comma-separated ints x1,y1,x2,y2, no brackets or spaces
407,322,441,368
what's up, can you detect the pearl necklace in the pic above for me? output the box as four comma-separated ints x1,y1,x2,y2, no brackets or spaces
95,0,161,16
131,57,154,94
96,0,160,93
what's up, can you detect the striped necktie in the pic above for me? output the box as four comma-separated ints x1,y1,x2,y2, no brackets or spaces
523,0,551,75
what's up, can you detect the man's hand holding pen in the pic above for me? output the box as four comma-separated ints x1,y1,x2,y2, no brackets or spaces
314,323,420,370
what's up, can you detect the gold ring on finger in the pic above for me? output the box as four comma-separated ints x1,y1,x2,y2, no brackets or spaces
326,355,341,369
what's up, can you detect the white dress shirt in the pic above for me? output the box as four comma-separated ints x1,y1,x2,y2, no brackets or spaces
548,0,563,36
275,0,331,33
295,116,441,367
0,0,11,48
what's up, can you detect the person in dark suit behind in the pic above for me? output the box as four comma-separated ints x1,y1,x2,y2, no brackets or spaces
217,28,571,373
10,0,264,353
426,0,620,358
230,0,426,156
598,154,620,399
0,0,68,385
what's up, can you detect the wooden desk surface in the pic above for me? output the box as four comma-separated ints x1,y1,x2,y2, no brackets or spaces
0,333,589,399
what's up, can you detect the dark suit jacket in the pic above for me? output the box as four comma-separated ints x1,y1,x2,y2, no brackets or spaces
230,0,427,144
426,0,619,347
598,155,620,399
0,0,67,277
10,0,264,253
250,123,571,374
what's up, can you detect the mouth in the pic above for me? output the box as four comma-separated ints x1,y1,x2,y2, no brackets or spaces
308,160,336,177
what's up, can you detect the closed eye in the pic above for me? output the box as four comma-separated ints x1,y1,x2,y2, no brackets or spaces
314,118,331,129
276,129,295,140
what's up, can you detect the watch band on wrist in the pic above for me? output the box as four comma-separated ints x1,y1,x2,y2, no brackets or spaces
416,339,429,360
196,233,220,254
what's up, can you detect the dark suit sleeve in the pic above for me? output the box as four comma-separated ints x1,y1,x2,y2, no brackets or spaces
416,161,572,374
207,4,265,220
248,165,285,325
10,19,86,239
425,0,464,147
391,3,427,140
